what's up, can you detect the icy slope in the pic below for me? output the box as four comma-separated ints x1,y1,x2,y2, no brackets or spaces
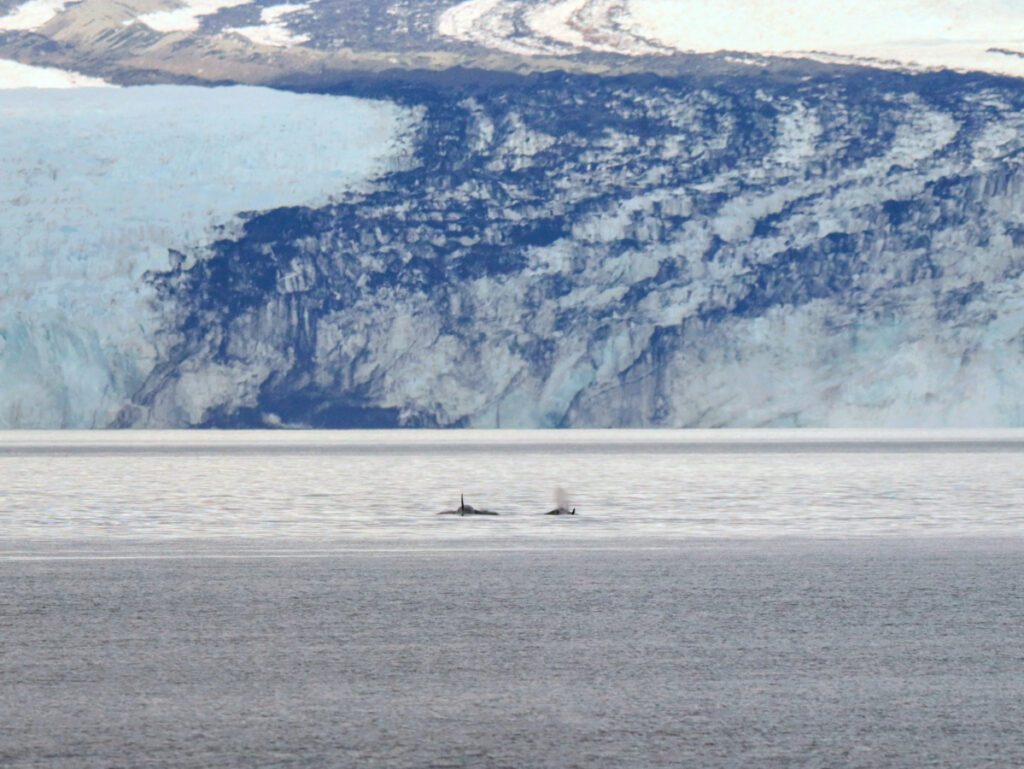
0,58,111,86
437,0,1024,77
44,0,1024,78
0,0,76,31
627,0,1024,77
119,70,1024,428
0,85,417,427
7,0,1024,90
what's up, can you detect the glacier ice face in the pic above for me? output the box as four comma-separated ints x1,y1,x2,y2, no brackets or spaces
0,84,419,427
117,70,1024,429
4,6,1024,430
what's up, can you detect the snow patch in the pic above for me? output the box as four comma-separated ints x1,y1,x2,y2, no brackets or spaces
626,0,1024,78
439,0,664,57
438,0,573,56
0,0,75,31
527,0,664,56
227,3,310,48
0,59,113,88
137,0,248,34
437,0,1024,76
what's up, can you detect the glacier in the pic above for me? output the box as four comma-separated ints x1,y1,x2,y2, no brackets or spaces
0,84,417,427
105,69,1024,429
3,5,1024,428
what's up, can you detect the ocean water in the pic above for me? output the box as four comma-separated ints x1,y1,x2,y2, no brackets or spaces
2,429,1024,546
3,431,1024,768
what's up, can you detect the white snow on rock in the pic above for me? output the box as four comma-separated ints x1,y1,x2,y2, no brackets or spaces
0,85,418,427
0,0,75,31
527,0,664,56
0,59,113,87
437,0,1024,77
627,0,1024,78
137,0,249,34
439,0,662,57
227,3,310,48
438,0,572,56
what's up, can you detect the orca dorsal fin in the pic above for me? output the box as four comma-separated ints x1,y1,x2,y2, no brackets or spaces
571,508,576,515
461,493,465,511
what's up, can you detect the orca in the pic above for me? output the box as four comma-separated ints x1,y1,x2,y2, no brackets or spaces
545,506,576,516
438,494,500,516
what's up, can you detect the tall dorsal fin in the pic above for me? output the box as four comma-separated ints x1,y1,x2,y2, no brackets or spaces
461,493,465,511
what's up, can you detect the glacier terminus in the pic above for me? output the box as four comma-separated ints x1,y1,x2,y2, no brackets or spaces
2,0,1024,427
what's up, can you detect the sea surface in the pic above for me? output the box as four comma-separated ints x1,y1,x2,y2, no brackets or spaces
2,429,1024,545
3,430,1024,768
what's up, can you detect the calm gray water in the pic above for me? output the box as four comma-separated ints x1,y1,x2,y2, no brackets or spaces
2,429,1024,544
3,431,1024,768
